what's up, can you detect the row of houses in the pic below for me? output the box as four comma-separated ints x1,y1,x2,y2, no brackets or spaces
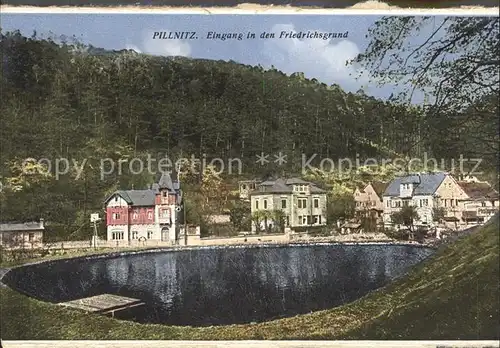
101,171,499,242
354,173,499,230
1,171,497,249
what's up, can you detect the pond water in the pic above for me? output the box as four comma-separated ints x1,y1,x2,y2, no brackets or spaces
2,244,434,326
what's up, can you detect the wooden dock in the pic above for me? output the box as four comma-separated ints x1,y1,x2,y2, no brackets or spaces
58,294,145,318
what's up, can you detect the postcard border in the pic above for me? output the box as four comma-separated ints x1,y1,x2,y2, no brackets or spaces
0,4,498,347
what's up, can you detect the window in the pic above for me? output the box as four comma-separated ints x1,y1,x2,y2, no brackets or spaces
28,233,34,242
148,211,153,220
263,200,268,209
307,215,312,225
114,196,118,202
386,200,390,208
255,200,259,210
286,216,290,226
314,198,319,208
481,201,487,207
319,215,322,224
162,191,167,197
113,213,121,220
147,231,154,239
162,209,169,218
302,216,307,225
313,215,319,224
298,215,302,225
403,200,409,207
242,184,247,190
111,231,124,240
132,231,138,239
133,211,138,220
298,199,307,209
281,199,287,209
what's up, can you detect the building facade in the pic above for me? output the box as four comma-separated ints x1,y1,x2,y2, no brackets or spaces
0,219,45,249
382,172,450,228
382,172,499,229
354,181,388,223
104,173,182,243
457,178,499,224
249,178,327,232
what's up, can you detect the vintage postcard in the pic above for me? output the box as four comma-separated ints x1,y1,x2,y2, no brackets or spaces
0,8,499,348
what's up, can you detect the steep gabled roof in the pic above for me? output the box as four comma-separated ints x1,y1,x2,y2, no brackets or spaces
370,181,389,199
158,172,174,190
383,172,447,197
104,190,155,207
121,190,156,207
458,182,499,200
104,171,181,207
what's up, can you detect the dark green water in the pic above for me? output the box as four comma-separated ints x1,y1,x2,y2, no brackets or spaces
3,243,433,326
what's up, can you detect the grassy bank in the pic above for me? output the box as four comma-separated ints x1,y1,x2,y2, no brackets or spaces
1,217,498,340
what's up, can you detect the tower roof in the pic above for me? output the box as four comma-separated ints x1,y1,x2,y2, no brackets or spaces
157,171,179,191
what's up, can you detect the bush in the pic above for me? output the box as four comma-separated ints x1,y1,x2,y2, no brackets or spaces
384,228,409,241
414,227,429,243
207,223,238,237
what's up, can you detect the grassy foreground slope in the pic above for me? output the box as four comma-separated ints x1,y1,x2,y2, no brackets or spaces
1,217,498,340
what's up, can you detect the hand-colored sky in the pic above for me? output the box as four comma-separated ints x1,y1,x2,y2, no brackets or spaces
1,14,443,102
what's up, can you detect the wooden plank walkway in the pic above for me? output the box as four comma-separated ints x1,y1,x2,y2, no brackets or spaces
58,294,145,317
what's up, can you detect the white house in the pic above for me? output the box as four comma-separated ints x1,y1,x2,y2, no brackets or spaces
382,172,449,228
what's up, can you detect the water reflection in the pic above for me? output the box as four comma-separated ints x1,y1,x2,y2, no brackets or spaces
3,244,433,326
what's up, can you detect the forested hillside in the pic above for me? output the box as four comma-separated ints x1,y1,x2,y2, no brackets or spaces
0,29,497,239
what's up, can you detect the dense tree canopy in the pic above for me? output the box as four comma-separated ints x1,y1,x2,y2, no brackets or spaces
353,16,499,167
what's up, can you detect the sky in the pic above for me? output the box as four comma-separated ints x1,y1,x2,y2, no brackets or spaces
0,14,439,101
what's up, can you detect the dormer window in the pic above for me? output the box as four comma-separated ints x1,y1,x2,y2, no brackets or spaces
162,191,167,197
